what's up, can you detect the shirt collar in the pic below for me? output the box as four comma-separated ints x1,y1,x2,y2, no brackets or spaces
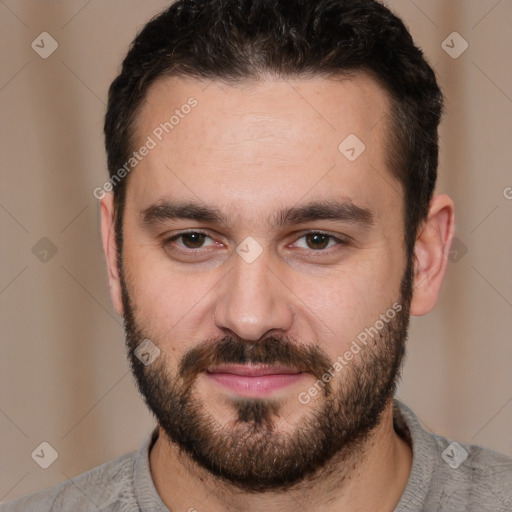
133,426,170,511
392,398,439,511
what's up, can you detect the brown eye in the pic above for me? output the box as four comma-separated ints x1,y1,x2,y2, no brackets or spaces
163,231,217,252
292,232,348,252
180,232,207,249
305,233,330,250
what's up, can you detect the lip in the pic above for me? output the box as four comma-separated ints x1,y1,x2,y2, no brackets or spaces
206,364,305,397
207,364,301,376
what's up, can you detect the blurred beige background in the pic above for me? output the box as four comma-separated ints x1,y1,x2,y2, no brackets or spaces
1,0,511,502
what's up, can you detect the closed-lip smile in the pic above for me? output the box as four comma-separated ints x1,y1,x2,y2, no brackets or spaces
205,364,306,397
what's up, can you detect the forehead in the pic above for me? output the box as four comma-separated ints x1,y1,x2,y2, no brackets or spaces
127,73,401,227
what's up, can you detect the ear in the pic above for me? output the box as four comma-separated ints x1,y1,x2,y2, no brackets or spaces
100,193,124,316
409,194,455,316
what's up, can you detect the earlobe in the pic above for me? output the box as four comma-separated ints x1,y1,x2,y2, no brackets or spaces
409,194,455,316
100,193,124,316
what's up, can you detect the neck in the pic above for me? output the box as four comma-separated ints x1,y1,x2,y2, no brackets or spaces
149,400,412,512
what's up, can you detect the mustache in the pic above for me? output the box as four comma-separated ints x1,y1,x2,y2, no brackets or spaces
178,335,333,389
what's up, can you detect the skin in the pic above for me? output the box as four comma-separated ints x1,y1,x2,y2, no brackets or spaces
100,73,455,511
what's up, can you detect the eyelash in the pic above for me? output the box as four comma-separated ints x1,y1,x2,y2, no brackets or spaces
162,230,349,255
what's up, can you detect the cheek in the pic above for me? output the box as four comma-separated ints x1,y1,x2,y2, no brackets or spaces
289,254,400,353
122,240,220,353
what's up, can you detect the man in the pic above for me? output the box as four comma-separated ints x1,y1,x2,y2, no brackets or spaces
3,0,511,510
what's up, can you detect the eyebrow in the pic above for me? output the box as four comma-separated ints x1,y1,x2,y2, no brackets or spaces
140,199,374,230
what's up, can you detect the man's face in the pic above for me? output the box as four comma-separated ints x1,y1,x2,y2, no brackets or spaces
117,74,412,490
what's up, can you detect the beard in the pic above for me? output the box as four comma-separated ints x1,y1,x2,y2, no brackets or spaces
119,252,414,493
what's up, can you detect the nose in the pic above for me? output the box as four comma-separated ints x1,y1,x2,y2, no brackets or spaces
213,249,294,341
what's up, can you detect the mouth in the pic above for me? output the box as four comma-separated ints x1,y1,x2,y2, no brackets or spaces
205,364,306,397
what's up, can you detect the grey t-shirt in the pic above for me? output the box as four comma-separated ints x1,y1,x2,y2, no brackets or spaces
2,399,511,511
